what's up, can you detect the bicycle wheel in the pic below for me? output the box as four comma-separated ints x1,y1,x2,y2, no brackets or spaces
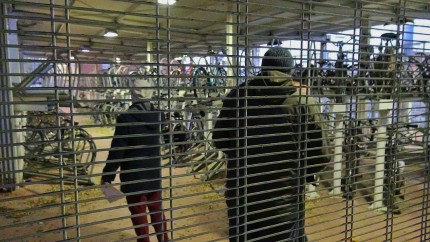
189,118,205,143
192,67,210,98
358,119,376,143
90,104,103,124
170,122,191,163
23,128,44,159
106,104,118,125
100,103,117,126
214,67,227,96
63,128,97,175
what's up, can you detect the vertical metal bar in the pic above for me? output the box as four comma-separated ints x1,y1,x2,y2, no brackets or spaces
385,1,404,240
419,4,430,239
63,0,80,240
421,101,430,241
358,6,372,111
147,42,153,63
298,2,305,240
0,3,19,192
297,1,311,240
345,3,360,240
165,3,174,242
230,0,248,241
397,0,407,237
49,0,67,239
154,3,171,241
226,10,235,90
303,2,312,240
239,1,248,240
225,2,240,240
166,3,171,114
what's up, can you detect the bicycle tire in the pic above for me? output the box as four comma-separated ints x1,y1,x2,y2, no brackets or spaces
215,67,227,96
23,127,45,159
189,118,205,142
62,128,97,175
192,67,210,98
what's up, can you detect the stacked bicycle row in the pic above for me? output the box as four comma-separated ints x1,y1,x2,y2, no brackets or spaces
296,33,430,100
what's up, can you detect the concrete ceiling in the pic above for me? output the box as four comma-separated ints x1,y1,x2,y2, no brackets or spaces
5,0,430,61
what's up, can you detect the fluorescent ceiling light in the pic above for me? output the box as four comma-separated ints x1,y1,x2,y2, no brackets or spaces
81,47,90,53
104,29,118,38
158,0,176,5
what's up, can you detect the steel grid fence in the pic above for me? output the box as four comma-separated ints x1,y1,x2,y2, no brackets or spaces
1,0,430,241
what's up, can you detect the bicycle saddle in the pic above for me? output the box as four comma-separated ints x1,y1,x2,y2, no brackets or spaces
380,33,397,40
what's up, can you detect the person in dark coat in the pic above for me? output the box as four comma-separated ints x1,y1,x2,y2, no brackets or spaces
213,47,330,242
101,78,169,242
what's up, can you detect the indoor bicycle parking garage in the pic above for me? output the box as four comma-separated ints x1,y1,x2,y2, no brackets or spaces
1,0,430,241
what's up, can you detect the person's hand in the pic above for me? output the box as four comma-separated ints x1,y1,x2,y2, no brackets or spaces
100,176,113,185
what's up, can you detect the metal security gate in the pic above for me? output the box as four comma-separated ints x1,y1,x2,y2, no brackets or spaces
1,0,430,241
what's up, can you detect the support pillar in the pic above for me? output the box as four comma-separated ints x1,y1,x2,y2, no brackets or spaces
357,99,368,121
0,4,23,191
403,23,415,57
226,13,235,88
399,101,412,124
320,39,328,62
359,15,372,70
369,100,393,211
329,104,346,196
147,41,153,63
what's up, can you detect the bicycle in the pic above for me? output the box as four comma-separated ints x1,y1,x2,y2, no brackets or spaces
333,40,355,103
393,122,424,151
192,49,228,98
302,60,337,96
372,32,401,99
304,39,354,100
23,112,97,176
407,52,430,96
384,125,406,214
341,119,363,200
164,104,206,164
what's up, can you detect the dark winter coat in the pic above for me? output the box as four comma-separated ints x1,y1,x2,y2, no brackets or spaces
213,70,330,241
101,101,165,194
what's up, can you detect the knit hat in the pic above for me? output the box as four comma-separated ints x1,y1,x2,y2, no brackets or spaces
130,78,154,102
261,47,294,74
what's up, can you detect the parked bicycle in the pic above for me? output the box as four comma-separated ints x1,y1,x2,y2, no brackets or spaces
384,124,406,214
23,112,97,175
407,52,430,96
164,103,206,164
341,119,363,200
192,49,228,98
302,39,355,100
372,33,399,98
